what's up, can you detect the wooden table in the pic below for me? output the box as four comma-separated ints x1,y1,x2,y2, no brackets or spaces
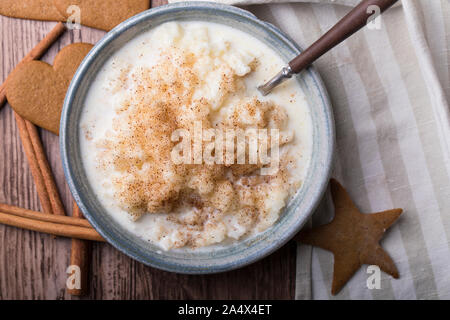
0,0,297,299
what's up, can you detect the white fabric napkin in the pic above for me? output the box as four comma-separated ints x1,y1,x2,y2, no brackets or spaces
168,0,450,299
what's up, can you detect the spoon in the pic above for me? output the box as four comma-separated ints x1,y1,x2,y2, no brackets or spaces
258,0,398,96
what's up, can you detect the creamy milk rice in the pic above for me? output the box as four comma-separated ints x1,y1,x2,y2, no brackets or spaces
80,21,312,251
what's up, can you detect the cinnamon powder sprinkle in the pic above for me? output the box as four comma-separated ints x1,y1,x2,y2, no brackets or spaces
92,34,301,249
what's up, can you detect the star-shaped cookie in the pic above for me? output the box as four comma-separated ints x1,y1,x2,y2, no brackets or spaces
296,179,402,295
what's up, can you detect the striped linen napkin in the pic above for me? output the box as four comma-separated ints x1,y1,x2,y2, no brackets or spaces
169,0,450,299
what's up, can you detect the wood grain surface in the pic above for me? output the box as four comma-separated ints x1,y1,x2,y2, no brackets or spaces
0,0,297,299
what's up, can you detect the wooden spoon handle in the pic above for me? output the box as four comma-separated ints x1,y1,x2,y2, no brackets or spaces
288,0,398,73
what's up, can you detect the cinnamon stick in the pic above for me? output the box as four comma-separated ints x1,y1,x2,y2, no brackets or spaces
0,22,66,109
0,211,104,242
67,203,91,296
14,113,54,215
25,120,65,216
15,113,66,217
0,203,91,228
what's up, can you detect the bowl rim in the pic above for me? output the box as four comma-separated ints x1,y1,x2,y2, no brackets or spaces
60,1,335,274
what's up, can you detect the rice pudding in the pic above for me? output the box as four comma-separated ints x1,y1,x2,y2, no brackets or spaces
80,21,312,251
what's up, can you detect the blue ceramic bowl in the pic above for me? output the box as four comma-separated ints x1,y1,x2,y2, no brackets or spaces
60,2,335,274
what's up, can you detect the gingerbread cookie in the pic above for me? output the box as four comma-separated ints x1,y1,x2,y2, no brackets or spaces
296,179,402,295
0,0,64,21
6,43,93,135
53,0,150,31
